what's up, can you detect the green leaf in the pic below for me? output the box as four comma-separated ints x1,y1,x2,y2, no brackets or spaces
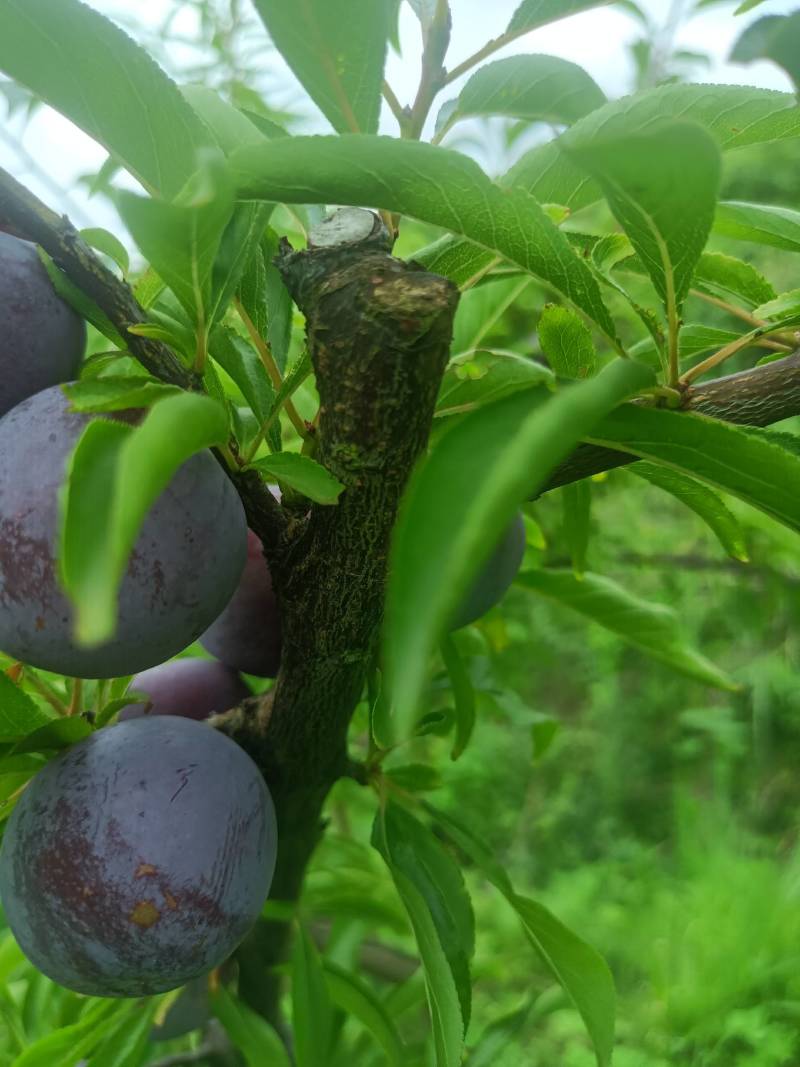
323,961,406,1065
0,675,51,742
420,82,800,288
588,405,800,534
59,393,230,645
506,0,615,33
564,122,721,313
452,277,533,355
384,763,443,792
210,327,276,425
116,155,235,329
630,463,749,561
439,635,476,761
12,717,92,754
79,228,129,276
249,453,344,504
425,803,613,1067
714,200,800,253
181,85,271,155
212,987,291,1067
538,304,598,379
437,350,553,417
251,0,390,133
512,895,616,1067
37,251,126,349
11,999,129,1067
629,324,742,369
62,378,182,413
372,804,469,1065
692,251,776,309
0,0,212,198
292,925,334,1067
562,481,591,576
230,136,618,343
517,569,736,688
444,54,605,133
731,13,800,92
374,802,474,1027
383,359,652,741
85,999,159,1067
468,1003,533,1067
734,0,768,11
263,228,294,374
753,289,800,321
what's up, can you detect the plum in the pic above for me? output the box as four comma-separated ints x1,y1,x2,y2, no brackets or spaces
200,529,281,677
0,715,276,997
119,659,250,721
0,385,247,678
0,233,86,417
450,512,526,630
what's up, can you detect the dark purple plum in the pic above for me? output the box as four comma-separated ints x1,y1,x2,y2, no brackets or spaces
0,716,276,997
200,529,281,677
0,385,247,678
119,659,250,722
450,512,526,630
0,233,86,417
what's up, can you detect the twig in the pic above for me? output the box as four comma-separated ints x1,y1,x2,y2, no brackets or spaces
382,80,407,128
234,298,309,443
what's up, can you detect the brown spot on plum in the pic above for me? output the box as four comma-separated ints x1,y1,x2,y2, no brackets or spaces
163,892,179,910
129,900,160,928
135,863,157,878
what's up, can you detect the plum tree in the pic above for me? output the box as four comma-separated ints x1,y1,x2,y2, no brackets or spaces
119,658,250,721
200,529,281,677
0,715,277,997
450,512,527,630
0,385,248,678
0,233,85,417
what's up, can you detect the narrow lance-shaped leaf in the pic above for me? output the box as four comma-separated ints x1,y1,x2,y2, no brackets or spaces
506,0,615,33
440,54,606,136
0,676,51,743
323,960,406,1065
382,358,652,741
730,13,800,93
116,155,235,331
692,251,776,309
211,987,292,1067
425,802,615,1067
230,135,619,348
439,635,476,760
416,83,800,286
59,393,230,645
538,304,598,379
516,569,737,689
562,481,591,576
292,925,334,1067
251,0,390,133
630,463,749,562
714,200,800,254
563,122,721,315
587,405,800,534
249,453,344,505
372,802,473,1065
0,0,212,198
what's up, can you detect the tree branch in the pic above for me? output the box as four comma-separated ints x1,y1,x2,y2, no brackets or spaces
224,214,458,1020
540,351,800,494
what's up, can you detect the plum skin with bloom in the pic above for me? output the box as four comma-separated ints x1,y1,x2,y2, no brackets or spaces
0,385,247,678
0,716,277,997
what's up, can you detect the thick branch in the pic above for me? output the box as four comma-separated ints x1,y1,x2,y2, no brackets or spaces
230,217,458,1018
541,351,800,494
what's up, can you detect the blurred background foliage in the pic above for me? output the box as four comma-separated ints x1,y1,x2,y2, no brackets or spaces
1,1,800,1065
